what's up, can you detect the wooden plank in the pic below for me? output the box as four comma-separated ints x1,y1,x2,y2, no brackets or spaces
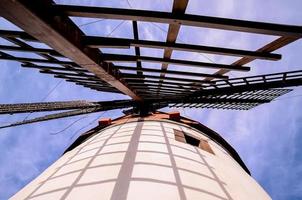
173,129,186,143
136,87,191,94
127,79,207,87
128,82,203,89
132,21,143,76
40,70,97,78
204,36,300,81
198,139,215,155
121,71,227,80
56,5,302,37
159,0,189,84
84,36,281,60
0,30,37,41
0,0,141,100
22,63,89,73
131,85,197,92
104,54,250,71
117,65,226,78
0,44,62,56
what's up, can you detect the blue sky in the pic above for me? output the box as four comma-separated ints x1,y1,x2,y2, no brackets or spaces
0,0,301,199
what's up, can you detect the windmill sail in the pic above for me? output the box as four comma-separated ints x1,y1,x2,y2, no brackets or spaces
0,100,134,129
1,1,302,200
0,0,301,124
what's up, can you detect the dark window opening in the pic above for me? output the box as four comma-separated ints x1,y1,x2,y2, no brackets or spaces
173,129,215,155
184,134,200,147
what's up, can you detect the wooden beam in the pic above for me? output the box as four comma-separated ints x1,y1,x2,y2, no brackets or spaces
40,70,97,78
0,44,62,56
128,82,201,90
136,88,191,94
127,79,207,88
54,75,101,82
0,29,37,41
0,0,141,100
121,71,227,80
22,63,89,73
132,85,198,92
0,54,75,65
116,65,230,78
132,21,143,76
104,54,250,71
159,0,188,86
65,79,104,84
84,36,281,61
204,36,300,81
122,73,225,83
55,5,302,37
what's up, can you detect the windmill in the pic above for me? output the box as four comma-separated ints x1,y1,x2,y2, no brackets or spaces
0,0,302,199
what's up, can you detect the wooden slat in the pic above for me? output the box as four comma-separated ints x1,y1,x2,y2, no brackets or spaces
22,63,89,73
198,139,215,155
128,82,203,89
84,36,281,60
56,5,302,37
0,30,37,41
159,0,189,84
121,71,227,80
104,54,250,71
0,44,62,57
132,21,143,76
127,80,207,88
117,65,226,79
0,0,141,100
174,129,186,143
204,36,300,81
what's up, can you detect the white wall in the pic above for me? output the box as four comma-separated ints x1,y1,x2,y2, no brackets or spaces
11,120,271,200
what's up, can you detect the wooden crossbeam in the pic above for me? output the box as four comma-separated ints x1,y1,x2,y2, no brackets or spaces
128,82,201,90
121,71,227,80
0,54,75,65
55,5,302,37
0,0,141,100
117,65,226,78
0,44,62,57
22,64,89,73
40,70,97,78
54,75,101,82
122,74,223,83
158,0,188,88
84,36,281,60
104,54,250,71
0,30,37,41
131,85,198,92
127,80,206,88
204,36,300,81
132,21,143,76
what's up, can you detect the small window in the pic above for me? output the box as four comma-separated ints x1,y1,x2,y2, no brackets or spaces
173,129,215,155
184,134,200,147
